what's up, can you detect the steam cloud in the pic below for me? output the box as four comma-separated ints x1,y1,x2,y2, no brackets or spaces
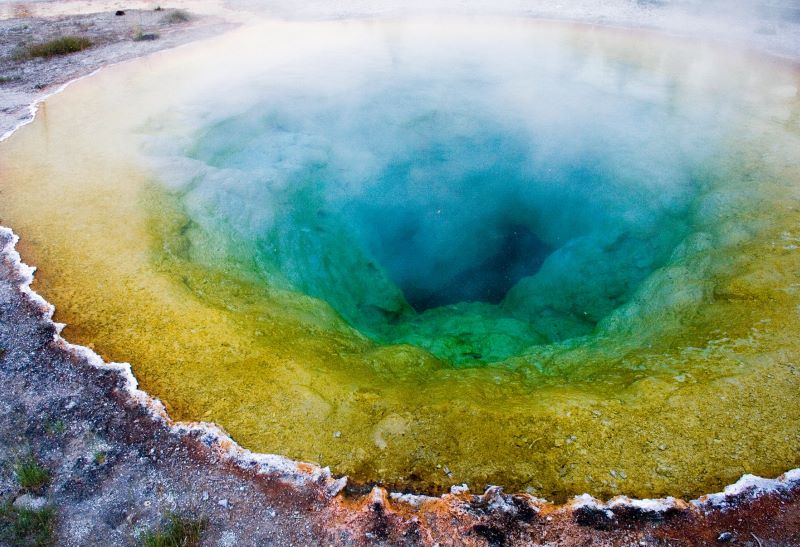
142,19,773,362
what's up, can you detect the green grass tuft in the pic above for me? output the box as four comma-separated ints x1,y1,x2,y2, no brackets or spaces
45,420,65,435
0,500,55,546
14,457,50,491
20,36,92,59
140,513,206,547
162,10,191,24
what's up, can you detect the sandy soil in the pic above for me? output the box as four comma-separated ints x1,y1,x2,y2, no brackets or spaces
1,1,800,545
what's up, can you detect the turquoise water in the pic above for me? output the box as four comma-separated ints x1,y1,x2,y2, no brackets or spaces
152,30,734,364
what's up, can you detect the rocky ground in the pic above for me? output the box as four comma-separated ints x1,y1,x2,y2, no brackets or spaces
1,2,800,545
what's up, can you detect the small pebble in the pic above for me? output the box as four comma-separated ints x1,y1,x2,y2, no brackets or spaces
717,531,733,542
202,491,209,501
218,499,229,508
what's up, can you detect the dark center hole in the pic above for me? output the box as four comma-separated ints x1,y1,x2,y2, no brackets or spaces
375,221,554,312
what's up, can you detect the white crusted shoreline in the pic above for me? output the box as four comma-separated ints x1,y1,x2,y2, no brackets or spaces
1,225,349,496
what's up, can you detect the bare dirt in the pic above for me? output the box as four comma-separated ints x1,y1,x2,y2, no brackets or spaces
1,3,800,546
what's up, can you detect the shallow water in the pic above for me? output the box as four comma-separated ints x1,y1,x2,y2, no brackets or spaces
1,18,800,501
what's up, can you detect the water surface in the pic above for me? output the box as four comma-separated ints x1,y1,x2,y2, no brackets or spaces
2,19,800,500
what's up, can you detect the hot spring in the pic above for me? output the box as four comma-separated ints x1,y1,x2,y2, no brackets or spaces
1,18,799,501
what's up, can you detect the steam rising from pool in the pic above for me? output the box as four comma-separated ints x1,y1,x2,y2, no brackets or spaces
2,19,799,500
148,27,731,363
